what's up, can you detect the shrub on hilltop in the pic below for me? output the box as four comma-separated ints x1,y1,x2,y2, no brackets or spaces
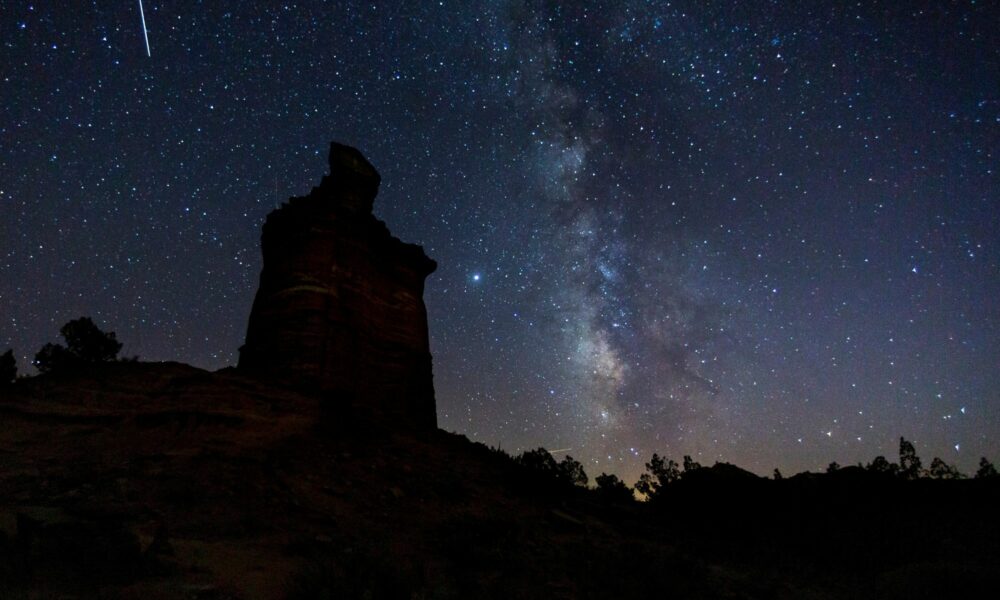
594,472,634,503
515,447,589,489
33,317,123,374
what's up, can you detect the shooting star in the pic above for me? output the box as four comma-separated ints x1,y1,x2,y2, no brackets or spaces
138,0,151,57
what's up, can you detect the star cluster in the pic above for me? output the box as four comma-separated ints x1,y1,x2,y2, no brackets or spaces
2,1,997,482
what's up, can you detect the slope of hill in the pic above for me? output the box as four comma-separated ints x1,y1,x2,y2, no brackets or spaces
0,362,723,599
2,362,997,599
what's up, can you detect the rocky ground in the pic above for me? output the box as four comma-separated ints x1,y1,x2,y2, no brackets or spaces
1,362,996,599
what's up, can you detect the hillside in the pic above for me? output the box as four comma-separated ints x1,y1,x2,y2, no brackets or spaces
0,361,723,599
1,362,997,599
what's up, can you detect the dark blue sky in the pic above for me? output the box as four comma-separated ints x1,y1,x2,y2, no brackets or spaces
2,1,997,481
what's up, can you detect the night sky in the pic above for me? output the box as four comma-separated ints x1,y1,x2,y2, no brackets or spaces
3,1,998,482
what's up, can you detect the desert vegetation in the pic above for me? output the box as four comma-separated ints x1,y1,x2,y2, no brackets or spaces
32,317,124,374
501,436,997,504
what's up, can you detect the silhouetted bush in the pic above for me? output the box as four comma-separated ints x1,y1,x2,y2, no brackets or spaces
516,447,558,474
867,455,899,476
898,437,923,480
33,317,123,374
595,472,634,503
33,343,75,374
0,349,15,385
975,458,998,479
827,461,841,474
514,447,589,489
772,468,783,480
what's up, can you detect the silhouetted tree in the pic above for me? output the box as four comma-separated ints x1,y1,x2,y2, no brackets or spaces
928,457,964,480
33,343,75,374
635,473,654,498
867,455,899,476
515,448,589,488
682,455,702,474
61,317,122,362
558,455,589,487
635,453,680,499
517,447,558,475
772,468,783,480
0,349,16,385
595,472,633,502
33,317,123,373
899,437,923,480
975,457,998,479
827,462,841,474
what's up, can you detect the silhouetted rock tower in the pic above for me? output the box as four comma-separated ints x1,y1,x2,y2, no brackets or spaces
239,143,437,429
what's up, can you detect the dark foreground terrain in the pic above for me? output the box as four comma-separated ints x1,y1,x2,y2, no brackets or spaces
1,362,997,599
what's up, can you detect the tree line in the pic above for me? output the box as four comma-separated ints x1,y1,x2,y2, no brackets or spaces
1,316,125,385
508,436,999,504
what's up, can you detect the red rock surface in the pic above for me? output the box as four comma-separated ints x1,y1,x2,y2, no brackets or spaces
238,143,437,429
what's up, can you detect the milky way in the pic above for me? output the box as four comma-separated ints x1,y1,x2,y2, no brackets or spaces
2,1,997,483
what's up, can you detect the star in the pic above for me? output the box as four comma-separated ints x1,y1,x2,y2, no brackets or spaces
2,1,996,483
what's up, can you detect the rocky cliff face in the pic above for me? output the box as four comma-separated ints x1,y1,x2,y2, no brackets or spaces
238,143,437,429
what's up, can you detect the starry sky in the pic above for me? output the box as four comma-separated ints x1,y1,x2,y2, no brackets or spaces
2,1,998,482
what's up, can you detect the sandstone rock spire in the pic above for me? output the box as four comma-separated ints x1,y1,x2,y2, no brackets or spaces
239,143,437,429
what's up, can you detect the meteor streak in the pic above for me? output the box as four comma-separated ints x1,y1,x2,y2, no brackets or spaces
138,0,151,57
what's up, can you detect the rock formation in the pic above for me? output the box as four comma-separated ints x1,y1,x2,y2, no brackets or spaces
238,143,437,429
